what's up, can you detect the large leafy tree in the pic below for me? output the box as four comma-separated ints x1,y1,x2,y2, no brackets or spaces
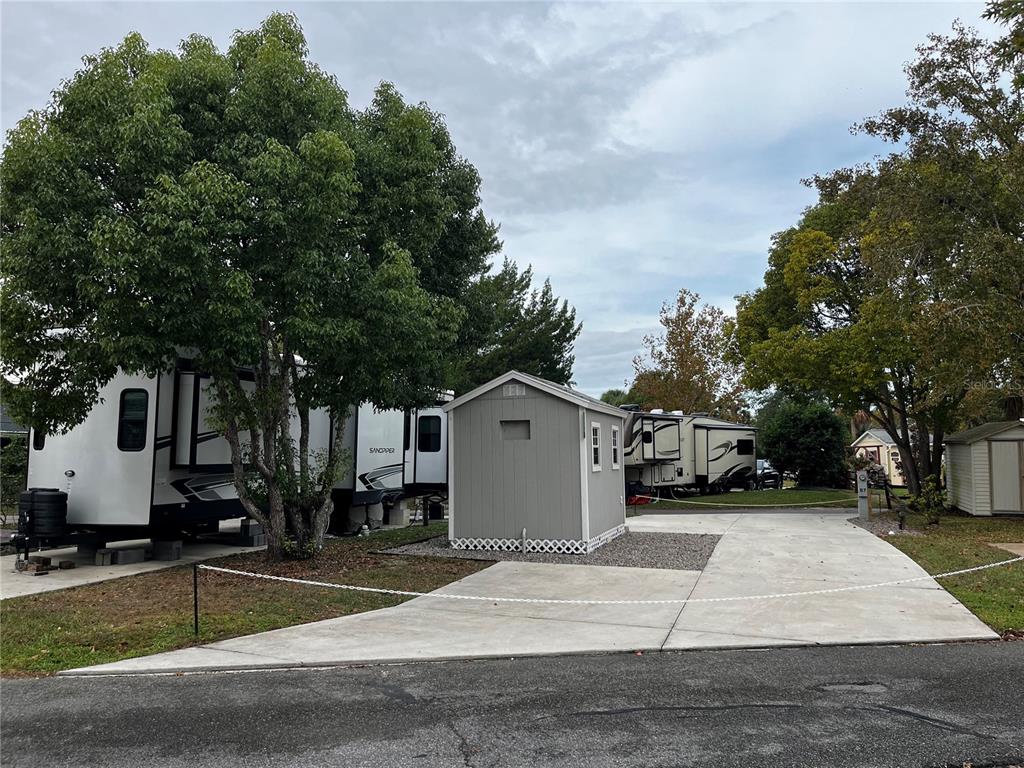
449,258,581,393
632,288,747,420
735,19,1022,495
0,15,497,558
599,388,631,407
986,0,1024,82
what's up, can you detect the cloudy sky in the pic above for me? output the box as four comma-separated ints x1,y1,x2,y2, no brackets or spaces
1,1,993,394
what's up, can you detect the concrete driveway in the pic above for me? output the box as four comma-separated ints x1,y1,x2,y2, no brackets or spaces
65,510,998,675
630,511,998,649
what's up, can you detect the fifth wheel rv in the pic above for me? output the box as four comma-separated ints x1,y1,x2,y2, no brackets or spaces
25,361,448,539
622,410,757,497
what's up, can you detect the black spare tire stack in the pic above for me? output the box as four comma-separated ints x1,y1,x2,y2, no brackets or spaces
18,488,68,539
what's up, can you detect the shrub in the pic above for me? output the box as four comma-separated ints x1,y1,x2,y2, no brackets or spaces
907,476,947,525
758,398,849,488
0,434,29,525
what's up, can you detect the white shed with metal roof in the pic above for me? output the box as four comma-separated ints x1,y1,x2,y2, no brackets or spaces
442,371,626,554
945,421,1024,516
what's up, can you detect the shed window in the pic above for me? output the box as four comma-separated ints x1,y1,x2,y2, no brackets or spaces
591,422,602,471
32,430,45,451
611,425,621,469
502,383,526,397
117,389,149,452
501,420,531,440
737,438,754,456
418,415,442,452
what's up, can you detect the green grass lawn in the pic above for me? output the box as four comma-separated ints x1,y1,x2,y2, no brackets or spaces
0,523,486,677
645,487,857,509
872,511,1024,636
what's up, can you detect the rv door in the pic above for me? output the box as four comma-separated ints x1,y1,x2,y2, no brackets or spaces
405,407,447,491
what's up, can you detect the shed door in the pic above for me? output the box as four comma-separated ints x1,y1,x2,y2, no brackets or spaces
990,441,1024,512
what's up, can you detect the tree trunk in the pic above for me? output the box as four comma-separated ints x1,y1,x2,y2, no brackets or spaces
930,427,945,488
213,333,357,560
875,402,921,496
915,416,932,482
306,413,351,551
896,416,921,497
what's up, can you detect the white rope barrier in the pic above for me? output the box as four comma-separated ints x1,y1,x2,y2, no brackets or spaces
630,494,859,508
197,556,1024,606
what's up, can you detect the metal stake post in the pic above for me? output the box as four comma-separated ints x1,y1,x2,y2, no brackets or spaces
193,563,200,637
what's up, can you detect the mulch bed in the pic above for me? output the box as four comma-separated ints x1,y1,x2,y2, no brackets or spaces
852,516,923,538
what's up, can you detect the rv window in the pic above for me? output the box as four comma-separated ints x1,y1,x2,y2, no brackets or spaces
32,431,45,451
611,425,621,469
418,415,442,453
591,423,602,471
736,439,754,456
117,389,149,452
642,430,653,444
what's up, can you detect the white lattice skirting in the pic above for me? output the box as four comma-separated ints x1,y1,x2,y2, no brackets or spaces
451,524,626,555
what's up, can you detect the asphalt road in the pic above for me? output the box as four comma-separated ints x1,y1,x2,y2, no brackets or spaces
2,643,1022,768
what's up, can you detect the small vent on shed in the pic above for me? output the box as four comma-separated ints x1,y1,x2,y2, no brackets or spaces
501,420,531,440
502,383,526,398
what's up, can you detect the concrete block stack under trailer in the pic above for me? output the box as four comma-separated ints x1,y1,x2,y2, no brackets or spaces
26,361,449,539
622,409,757,497
444,371,627,555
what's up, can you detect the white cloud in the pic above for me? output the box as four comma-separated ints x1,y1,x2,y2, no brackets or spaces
610,3,991,154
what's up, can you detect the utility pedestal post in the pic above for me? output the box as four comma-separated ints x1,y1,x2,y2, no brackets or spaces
857,470,869,520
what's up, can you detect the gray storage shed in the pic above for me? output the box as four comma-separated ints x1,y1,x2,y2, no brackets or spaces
945,421,1024,515
443,371,627,554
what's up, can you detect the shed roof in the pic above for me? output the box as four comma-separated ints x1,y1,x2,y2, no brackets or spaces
444,371,626,419
945,421,1024,444
850,428,896,447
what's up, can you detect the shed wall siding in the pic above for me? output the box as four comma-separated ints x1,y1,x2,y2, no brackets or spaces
973,442,992,516
451,382,582,541
945,443,974,514
584,408,627,538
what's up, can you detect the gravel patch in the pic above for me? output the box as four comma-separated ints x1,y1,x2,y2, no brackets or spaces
382,531,720,571
852,517,924,538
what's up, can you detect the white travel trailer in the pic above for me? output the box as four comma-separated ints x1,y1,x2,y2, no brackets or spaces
26,361,448,537
622,409,757,496
333,400,450,526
